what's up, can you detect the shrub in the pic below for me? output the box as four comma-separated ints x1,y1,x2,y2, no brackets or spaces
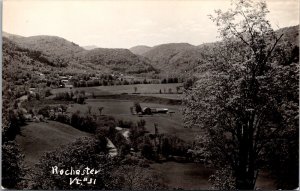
38,106,51,117
45,88,52,97
32,137,111,190
117,119,133,129
2,141,25,189
133,102,142,114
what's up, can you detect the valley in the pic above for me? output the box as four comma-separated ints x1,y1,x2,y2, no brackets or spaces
2,24,298,190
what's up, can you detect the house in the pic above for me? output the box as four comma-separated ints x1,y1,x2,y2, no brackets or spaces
142,107,169,115
154,108,168,113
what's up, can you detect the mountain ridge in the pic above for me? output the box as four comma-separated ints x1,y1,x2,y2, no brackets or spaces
129,45,152,55
3,24,298,76
3,33,157,74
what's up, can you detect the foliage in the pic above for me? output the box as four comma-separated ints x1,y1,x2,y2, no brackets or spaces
133,102,142,113
2,141,25,189
32,137,111,190
110,164,167,190
70,111,97,133
117,119,134,129
54,91,86,104
183,77,197,90
184,0,298,189
209,167,236,190
3,109,26,142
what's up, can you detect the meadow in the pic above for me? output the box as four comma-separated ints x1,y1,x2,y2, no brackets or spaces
150,162,275,190
16,94,275,190
51,83,183,100
67,99,201,142
15,121,91,168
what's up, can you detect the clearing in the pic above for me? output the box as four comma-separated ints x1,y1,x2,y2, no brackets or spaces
51,83,183,100
68,99,202,142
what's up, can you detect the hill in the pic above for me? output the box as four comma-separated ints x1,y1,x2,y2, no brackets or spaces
141,26,299,76
129,45,152,55
15,121,91,167
142,43,195,62
4,34,157,74
141,43,205,75
12,35,85,64
3,25,298,77
2,37,60,84
83,45,98,50
276,25,299,46
2,31,24,40
76,47,156,74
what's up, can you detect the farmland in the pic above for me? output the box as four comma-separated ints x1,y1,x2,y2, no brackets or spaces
3,17,297,189
68,99,201,142
51,83,183,100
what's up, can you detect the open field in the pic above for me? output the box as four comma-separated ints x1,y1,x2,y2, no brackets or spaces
139,93,183,100
150,162,276,190
93,83,183,94
51,83,183,100
67,99,201,142
15,121,91,168
150,162,214,190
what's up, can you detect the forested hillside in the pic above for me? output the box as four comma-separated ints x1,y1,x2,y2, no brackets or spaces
140,25,299,76
77,48,156,74
129,45,151,55
4,33,157,74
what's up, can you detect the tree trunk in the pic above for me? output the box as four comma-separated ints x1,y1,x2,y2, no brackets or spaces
236,113,256,190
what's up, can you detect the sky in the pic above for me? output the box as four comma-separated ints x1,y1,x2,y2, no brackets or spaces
3,0,299,48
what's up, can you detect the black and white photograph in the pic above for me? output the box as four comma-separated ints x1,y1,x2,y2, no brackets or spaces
1,0,299,190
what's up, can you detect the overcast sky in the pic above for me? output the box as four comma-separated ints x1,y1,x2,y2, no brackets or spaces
3,0,299,48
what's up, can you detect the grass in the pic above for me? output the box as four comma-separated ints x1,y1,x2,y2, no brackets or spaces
93,83,183,94
150,162,214,190
150,162,276,190
68,99,202,142
89,94,182,105
17,100,275,190
51,83,183,100
15,121,91,168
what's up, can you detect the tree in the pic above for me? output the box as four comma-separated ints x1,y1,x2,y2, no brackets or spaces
141,143,154,160
32,137,111,190
183,77,195,90
60,104,68,114
130,107,134,115
133,102,142,114
87,105,92,114
2,141,25,189
76,93,85,104
176,86,180,93
184,0,298,189
98,107,104,116
110,164,166,190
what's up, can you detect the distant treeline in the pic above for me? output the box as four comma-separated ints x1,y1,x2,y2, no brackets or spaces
72,75,183,88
